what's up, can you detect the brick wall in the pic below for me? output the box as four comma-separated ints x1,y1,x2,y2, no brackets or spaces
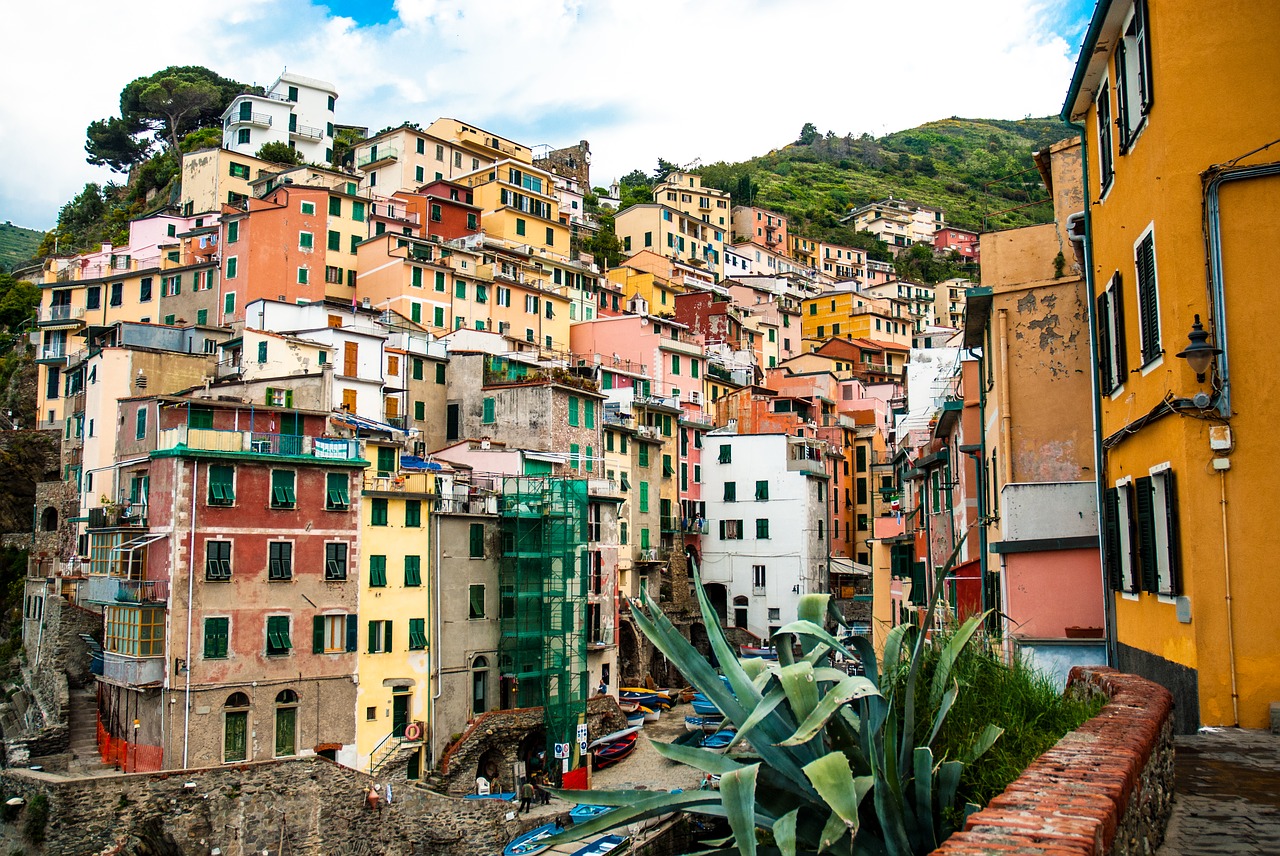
932,666,1175,856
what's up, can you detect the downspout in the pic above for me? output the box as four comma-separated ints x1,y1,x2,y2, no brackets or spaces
430,500,443,767
1062,119,1118,668
975,349,990,617
182,458,198,768
996,309,1013,488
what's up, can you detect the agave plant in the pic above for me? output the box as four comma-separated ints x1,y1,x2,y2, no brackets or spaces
547,537,999,855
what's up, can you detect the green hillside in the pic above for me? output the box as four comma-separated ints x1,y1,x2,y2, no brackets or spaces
696,116,1075,249
0,222,44,272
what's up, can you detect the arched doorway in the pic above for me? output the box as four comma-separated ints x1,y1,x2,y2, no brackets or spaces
40,507,57,532
618,620,639,684
471,656,489,716
476,746,505,791
733,596,749,630
274,689,298,757
517,726,548,774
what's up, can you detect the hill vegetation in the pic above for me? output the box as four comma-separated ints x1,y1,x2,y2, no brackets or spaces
0,223,43,273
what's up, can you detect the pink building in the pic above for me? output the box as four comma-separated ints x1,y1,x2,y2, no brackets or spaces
731,205,789,254
933,227,980,261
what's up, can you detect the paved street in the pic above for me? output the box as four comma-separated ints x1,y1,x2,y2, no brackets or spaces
1157,728,1280,855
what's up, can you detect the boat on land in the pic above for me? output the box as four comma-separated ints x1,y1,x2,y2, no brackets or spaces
504,822,560,855
587,726,642,750
690,694,721,716
739,645,778,659
467,791,516,801
592,733,638,769
684,715,726,732
568,804,616,822
618,688,672,709
569,834,630,855
701,731,736,753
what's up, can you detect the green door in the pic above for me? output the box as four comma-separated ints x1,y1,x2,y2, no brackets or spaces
225,711,248,762
392,692,410,738
275,706,296,757
278,412,303,455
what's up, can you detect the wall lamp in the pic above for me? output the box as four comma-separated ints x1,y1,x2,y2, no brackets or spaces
1175,314,1222,383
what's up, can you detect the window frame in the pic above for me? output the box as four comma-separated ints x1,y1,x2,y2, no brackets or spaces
324,541,348,581
268,541,294,581
265,614,292,656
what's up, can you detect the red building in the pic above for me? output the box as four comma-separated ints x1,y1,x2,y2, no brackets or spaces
933,227,980,261
91,395,366,770
404,180,482,242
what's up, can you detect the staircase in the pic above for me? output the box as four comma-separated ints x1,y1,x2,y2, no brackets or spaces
65,685,112,776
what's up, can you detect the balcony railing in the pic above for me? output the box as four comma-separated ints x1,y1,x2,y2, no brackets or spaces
363,471,432,495
101,651,165,686
40,305,84,323
681,518,709,535
290,123,324,141
83,576,169,605
587,478,620,498
87,506,147,529
371,201,421,225
156,426,361,461
232,112,272,127
38,346,68,362
660,516,680,533
358,146,399,169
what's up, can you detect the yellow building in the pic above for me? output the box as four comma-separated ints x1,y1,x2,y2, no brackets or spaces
178,147,275,215
652,171,732,229
606,264,681,316
354,442,433,776
1065,0,1280,731
800,291,914,348
613,205,727,281
455,160,571,259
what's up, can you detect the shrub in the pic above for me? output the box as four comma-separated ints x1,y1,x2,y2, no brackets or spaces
23,793,48,843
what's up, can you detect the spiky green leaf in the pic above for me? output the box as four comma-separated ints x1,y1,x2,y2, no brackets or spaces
773,808,799,856
720,763,761,856
779,675,881,746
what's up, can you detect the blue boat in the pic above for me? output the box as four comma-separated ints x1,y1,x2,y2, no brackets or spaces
504,821,558,856
690,696,721,716
570,833,630,855
569,804,616,822
684,715,725,732
702,731,735,752
467,791,516,801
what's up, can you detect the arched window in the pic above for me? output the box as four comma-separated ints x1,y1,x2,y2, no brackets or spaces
224,693,250,762
732,596,749,630
275,689,298,757
471,656,489,715
40,507,57,532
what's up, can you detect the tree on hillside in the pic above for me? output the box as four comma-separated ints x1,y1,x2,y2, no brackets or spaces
256,142,303,166
797,122,820,145
653,158,680,182
85,66,259,170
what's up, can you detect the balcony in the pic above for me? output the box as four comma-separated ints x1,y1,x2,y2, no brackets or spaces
787,453,826,477
82,576,169,605
39,305,85,325
358,146,399,170
37,346,68,364
101,651,165,687
636,425,662,441
587,477,620,499
660,516,680,534
681,518,709,535
363,471,432,495
156,426,361,461
371,200,420,226
232,112,272,128
87,506,147,530
289,122,324,141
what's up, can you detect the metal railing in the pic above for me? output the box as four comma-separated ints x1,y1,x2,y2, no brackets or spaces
101,652,164,686
156,427,360,460
290,123,324,140
83,576,169,605
38,346,68,361
233,112,272,127
40,305,83,323
357,146,399,168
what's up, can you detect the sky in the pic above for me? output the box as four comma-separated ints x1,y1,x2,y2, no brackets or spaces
1,0,1095,231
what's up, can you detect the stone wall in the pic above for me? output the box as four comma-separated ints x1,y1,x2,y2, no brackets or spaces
931,666,1175,856
534,140,591,190
437,696,627,795
0,755,515,856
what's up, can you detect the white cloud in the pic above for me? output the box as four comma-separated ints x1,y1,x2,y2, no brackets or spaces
0,0,1082,229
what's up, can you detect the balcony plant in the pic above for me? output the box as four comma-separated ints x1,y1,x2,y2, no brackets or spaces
547,538,1005,855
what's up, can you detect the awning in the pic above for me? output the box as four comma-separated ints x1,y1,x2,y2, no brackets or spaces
110,533,167,555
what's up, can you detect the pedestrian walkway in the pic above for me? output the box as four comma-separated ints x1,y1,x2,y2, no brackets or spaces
1157,728,1280,855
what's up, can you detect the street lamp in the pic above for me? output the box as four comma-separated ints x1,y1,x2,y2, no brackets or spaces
1175,314,1223,383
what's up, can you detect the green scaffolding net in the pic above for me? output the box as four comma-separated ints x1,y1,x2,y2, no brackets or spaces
499,476,589,765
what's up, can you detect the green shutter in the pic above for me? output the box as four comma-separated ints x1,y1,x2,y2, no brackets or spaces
568,396,579,426
470,522,484,558
1135,476,1158,593
482,397,495,423
405,555,421,586
1103,488,1123,591
639,481,649,513
204,617,228,658
370,555,387,587
313,615,325,653
346,615,357,652
755,480,769,501
584,399,595,428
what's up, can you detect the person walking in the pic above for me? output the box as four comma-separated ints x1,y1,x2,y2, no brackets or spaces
519,779,535,813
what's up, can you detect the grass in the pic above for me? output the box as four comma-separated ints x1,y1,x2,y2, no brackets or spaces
891,625,1105,815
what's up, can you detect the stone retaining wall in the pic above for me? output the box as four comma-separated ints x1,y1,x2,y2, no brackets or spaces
932,665,1175,856
0,754,514,856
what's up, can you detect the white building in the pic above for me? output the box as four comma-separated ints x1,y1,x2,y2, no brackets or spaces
222,72,338,165
700,432,830,639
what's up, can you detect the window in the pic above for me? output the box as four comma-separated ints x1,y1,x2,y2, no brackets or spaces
756,518,770,539
1096,272,1127,394
237,128,250,145
269,542,293,580
1115,0,1153,152
718,444,732,464
409,618,427,650
204,617,229,658
405,499,421,527
585,399,595,429
206,540,232,581
482,397,495,424
325,542,348,581
469,584,485,619
724,482,736,502
720,519,743,540
368,620,393,653
515,218,526,237
351,200,365,222
369,555,387,587
325,472,349,510
546,227,554,246
639,481,649,513
371,497,388,526
568,396,579,426
208,464,235,506
436,363,446,384
300,200,315,216
1096,80,1114,194
469,522,485,558
753,564,766,590
270,470,296,508
755,480,769,501
314,614,352,654
297,267,309,285
139,277,152,302
1134,228,1160,366
224,692,249,762
404,555,422,587
266,615,292,655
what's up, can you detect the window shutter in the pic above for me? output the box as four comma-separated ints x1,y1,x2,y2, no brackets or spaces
1164,471,1182,596
1095,292,1113,393
1112,272,1127,379
719,520,726,539
1115,38,1132,154
1134,476,1158,593
1136,0,1153,112
1103,487,1123,591
384,621,393,653
368,621,378,653
346,614,357,652
313,615,325,653
1135,234,1159,364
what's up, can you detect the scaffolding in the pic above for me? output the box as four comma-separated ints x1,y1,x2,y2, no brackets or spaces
499,476,589,764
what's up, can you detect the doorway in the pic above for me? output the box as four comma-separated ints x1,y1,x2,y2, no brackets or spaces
391,689,410,738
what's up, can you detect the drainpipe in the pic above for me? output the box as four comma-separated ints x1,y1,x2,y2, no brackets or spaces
996,309,1012,488
1062,119,1118,668
182,458,198,768
1217,470,1239,725
430,502,443,767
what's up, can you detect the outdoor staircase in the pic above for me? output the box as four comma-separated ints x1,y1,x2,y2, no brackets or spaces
65,685,112,776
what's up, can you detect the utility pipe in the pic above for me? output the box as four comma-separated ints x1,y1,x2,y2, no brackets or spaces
182,458,198,768
430,493,443,768
996,309,1013,488
1218,469,1239,725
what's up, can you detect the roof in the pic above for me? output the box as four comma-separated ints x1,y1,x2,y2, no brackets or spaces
1062,0,1124,120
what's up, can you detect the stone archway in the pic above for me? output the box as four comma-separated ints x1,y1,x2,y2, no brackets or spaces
618,620,641,686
